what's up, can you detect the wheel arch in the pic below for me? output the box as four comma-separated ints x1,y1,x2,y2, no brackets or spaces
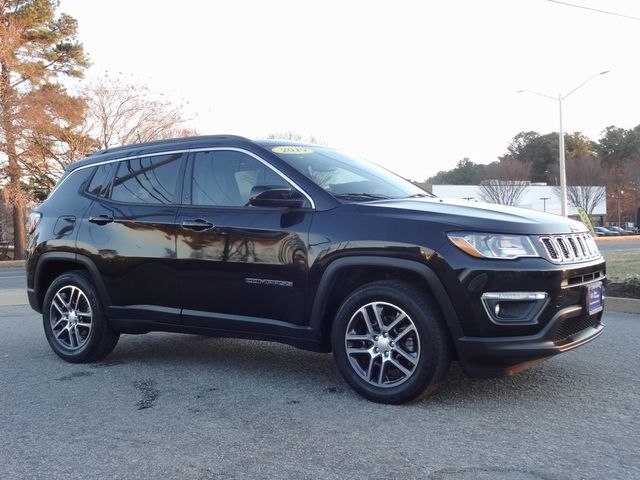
33,252,111,313
309,256,464,352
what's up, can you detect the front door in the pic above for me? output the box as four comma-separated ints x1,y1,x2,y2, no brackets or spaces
176,149,313,330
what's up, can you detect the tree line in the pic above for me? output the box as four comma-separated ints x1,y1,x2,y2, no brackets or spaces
1,1,192,259
423,126,640,220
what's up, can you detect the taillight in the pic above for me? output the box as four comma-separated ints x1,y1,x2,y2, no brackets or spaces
27,212,42,235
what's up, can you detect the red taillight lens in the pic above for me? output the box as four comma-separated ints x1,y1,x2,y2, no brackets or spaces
27,212,42,235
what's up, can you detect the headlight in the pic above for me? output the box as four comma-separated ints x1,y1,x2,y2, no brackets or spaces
448,232,538,259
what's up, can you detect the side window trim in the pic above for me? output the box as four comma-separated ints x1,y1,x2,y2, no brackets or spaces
49,147,315,209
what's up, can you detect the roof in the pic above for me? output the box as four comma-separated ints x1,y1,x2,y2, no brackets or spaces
69,135,254,171
69,135,332,173
92,134,251,156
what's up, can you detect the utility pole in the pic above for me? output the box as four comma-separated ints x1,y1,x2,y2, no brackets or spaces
517,70,609,217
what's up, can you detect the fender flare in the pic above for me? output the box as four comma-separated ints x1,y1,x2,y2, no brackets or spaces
34,252,111,311
309,256,464,340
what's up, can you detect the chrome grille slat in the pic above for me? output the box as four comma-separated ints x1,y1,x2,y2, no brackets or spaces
555,237,572,261
566,237,581,260
538,233,601,264
576,236,588,257
541,238,559,260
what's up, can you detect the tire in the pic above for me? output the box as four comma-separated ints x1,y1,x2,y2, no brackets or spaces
331,280,451,404
42,271,119,363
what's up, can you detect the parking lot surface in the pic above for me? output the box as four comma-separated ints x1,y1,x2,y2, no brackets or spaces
596,238,640,251
0,302,638,480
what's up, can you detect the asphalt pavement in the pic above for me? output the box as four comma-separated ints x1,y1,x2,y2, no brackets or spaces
0,301,638,480
0,267,25,288
596,238,640,251
0,267,26,305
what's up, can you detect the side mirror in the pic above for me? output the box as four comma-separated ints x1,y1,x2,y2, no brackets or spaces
249,185,304,208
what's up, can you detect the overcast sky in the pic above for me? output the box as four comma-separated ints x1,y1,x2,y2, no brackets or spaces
59,0,640,181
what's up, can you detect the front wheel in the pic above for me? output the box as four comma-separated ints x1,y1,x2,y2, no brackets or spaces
331,280,451,404
42,271,119,363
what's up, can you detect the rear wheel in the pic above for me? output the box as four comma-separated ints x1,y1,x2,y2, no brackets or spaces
331,280,451,404
43,271,119,363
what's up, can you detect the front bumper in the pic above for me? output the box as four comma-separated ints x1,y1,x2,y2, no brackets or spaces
429,245,607,377
456,302,604,377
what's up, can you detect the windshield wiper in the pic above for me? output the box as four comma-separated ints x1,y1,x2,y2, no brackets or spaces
333,193,391,202
406,192,432,198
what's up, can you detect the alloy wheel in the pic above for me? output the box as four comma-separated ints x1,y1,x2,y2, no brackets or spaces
49,285,93,350
344,301,421,388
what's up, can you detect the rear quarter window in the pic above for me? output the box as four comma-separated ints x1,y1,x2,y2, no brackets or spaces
86,163,114,197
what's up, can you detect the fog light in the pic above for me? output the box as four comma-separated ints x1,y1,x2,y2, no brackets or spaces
481,292,548,325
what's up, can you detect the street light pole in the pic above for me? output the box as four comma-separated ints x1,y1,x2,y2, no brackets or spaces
558,94,567,216
540,197,550,212
618,189,624,226
517,70,609,217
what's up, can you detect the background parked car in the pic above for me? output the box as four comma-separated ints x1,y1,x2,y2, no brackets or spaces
595,226,617,236
608,226,634,235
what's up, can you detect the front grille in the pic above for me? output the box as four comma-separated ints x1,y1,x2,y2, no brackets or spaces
539,233,601,264
553,315,599,345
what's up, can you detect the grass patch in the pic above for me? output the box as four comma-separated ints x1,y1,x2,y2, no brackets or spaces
602,250,640,282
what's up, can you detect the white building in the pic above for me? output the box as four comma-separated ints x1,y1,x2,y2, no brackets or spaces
431,184,607,220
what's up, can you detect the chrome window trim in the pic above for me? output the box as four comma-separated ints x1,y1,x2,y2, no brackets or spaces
48,147,316,209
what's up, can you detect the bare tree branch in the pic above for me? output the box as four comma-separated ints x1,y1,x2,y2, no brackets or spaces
85,75,195,150
477,159,532,206
263,131,326,145
556,155,608,215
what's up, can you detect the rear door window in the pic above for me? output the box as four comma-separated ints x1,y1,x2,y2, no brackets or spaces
111,153,183,204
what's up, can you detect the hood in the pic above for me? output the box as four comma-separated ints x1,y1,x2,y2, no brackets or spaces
360,197,587,235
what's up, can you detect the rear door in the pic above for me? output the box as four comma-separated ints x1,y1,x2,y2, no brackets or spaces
176,148,314,330
77,152,187,324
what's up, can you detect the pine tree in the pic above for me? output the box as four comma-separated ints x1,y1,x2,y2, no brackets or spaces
0,0,88,259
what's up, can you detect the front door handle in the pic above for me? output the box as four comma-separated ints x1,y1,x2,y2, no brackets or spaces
181,219,214,231
88,215,114,225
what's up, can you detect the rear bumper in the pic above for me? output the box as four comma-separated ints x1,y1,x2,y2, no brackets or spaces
456,304,604,377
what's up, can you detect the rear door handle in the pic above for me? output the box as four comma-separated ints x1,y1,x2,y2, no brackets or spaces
88,215,114,225
181,219,214,231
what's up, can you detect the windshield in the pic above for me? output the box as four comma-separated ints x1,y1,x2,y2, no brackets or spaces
267,145,430,201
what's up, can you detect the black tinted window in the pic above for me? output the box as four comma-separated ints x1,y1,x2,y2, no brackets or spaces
86,163,113,196
111,154,182,204
191,151,290,206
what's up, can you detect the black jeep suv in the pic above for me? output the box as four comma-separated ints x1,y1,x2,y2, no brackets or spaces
26,135,605,403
